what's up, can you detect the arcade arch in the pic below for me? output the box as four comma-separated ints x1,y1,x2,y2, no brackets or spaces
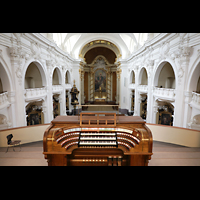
65,70,71,84
130,70,135,84
24,62,46,89
26,101,44,126
154,61,176,89
188,62,200,93
139,67,148,85
52,67,62,85
197,76,200,93
156,101,174,126
0,62,12,92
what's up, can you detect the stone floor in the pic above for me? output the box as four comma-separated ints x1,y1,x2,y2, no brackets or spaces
0,140,200,166
149,141,200,166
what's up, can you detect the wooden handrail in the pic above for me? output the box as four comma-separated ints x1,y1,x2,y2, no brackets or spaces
80,112,116,127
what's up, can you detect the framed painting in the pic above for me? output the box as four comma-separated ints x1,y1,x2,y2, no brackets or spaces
30,113,40,125
94,69,106,92
159,111,172,126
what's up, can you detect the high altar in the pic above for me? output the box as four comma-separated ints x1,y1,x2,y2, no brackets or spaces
79,40,122,104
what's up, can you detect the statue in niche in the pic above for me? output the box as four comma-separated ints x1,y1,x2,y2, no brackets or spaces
95,57,105,69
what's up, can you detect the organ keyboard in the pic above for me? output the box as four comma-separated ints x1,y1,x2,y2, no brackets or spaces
43,113,153,166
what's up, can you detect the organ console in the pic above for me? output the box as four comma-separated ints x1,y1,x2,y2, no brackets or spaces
43,113,153,166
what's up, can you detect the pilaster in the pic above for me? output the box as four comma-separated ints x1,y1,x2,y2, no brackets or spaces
46,60,54,121
173,46,191,127
9,47,27,127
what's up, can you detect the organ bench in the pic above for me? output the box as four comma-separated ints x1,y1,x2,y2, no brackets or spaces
43,113,153,166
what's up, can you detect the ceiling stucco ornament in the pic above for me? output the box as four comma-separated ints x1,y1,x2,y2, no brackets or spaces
51,33,148,59
79,40,121,59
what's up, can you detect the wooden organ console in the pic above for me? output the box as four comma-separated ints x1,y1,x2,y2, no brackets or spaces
43,113,153,166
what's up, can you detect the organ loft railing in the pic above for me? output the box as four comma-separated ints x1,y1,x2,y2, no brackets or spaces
80,112,116,127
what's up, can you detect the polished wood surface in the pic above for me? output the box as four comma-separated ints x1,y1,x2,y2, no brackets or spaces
43,113,153,166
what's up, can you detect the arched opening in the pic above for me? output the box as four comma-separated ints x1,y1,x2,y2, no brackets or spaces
131,90,135,114
81,41,118,106
66,90,69,114
156,101,174,126
139,68,148,85
155,62,176,89
25,62,44,89
131,70,135,84
26,101,44,126
85,47,116,64
188,62,200,92
52,68,61,85
0,61,13,129
197,76,200,93
53,94,60,118
140,94,147,120
80,40,120,61
0,78,3,93
65,70,70,84
0,62,11,92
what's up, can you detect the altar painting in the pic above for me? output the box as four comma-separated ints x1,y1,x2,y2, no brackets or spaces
95,69,106,92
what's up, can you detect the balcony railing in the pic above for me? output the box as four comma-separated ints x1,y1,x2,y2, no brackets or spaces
129,83,135,89
153,87,176,99
24,87,47,100
138,85,148,93
52,85,63,94
191,92,200,107
65,83,71,89
0,92,9,108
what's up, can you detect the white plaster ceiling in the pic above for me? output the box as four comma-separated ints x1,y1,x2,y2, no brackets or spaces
52,33,148,59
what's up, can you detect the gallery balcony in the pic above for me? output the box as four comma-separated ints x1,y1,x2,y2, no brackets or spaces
129,83,135,90
52,85,63,94
0,92,10,109
24,87,47,101
153,87,176,101
65,83,72,90
138,85,148,94
191,92,200,109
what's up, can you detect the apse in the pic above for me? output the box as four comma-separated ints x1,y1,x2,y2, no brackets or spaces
79,40,118,104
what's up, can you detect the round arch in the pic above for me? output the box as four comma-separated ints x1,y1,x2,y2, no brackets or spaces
65,70,71,84
52,66,62,85
153,60,177,89
138,67,148,85
23,60,47,89
79,39,121,59
187,57,200,92
130,70,135,84
0,59,13,92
